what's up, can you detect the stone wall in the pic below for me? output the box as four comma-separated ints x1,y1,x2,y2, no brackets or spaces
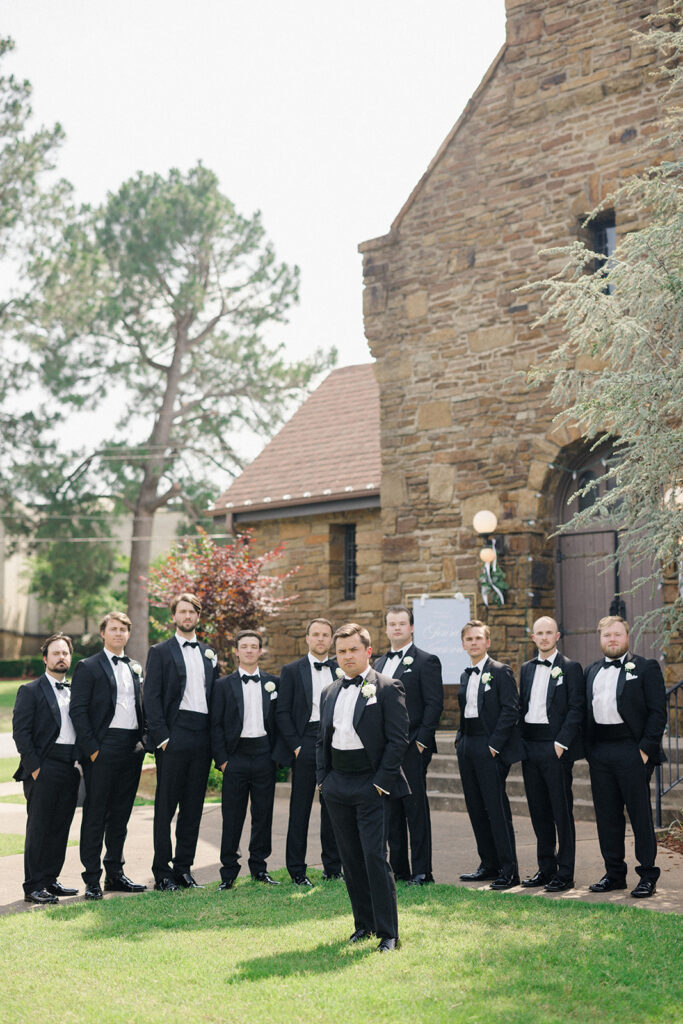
360,0,679,679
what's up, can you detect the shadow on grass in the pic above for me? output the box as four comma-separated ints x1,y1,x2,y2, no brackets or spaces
230,938,376,983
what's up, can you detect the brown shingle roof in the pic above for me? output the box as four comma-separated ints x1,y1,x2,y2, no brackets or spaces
213,363,380,514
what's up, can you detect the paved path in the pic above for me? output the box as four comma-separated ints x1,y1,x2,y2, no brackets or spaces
2,776,682,916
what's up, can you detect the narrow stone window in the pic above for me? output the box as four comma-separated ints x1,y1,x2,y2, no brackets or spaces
580,210,616,293
343,524,357,601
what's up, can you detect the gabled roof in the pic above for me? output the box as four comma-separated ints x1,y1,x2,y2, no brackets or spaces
212,363,381,517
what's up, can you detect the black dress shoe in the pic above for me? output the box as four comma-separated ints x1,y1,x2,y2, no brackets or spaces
377,937,400,952
589,875,627,893
521,870,553,888
46,881,79,897
460,866,499,882
322,871,343,880
84,884,103,901
489,874,520,891
292,875,314,887
24,888,58,905
251,871,280,885
348,928,372,943
406,874,427,886
631,879,657,898
544,877,574,893
154,878,180,891
104,873,147,893
218,880,234,891
174,872,203,889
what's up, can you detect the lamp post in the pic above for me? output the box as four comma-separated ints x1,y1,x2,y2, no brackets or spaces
473,510,508,606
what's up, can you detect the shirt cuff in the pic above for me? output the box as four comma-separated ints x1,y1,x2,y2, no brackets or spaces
489,746,499,755
556,742,568,750
376,785,389,794
157,739,169,748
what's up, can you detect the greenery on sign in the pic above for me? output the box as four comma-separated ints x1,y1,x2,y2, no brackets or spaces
524,12,683,644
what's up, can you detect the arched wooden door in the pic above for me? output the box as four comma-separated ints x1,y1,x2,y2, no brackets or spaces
554,443,663,665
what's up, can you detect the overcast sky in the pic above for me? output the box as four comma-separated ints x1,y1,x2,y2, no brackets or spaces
5,1,506,369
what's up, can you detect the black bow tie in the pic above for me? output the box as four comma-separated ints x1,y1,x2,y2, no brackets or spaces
241,674,259,684
313,660,333,671
55,681,70,690
386,650,404,658
533,659,552,667
603,658,624,669
341,675,362,689
183,641,199,649
112,655,130,665
465,666,481,677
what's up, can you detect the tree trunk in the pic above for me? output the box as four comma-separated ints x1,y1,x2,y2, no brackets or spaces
126,503,156,665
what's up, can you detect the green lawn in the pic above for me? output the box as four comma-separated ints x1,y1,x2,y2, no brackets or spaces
0,757,18,783
0,876,680,1024
0,679,21,731
0,833,26,856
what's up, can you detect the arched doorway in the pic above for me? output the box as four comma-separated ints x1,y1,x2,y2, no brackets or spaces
554,441,663,665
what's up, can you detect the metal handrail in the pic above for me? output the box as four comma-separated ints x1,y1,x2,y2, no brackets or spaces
655,680,683,828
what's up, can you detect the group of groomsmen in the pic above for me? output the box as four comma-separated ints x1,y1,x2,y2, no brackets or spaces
12,593,668,951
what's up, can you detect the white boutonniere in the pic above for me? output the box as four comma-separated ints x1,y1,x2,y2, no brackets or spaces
482,672,492,691
402,657,413,666
336,668,345,678
130,661,143,678
204,648,218,666
550,667,563,679
361,681,377,699
625,661,635,673
264,681,276,693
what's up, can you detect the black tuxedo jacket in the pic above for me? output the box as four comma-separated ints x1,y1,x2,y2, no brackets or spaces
210,670,279,767
455,657,524,766
373,643,443,754
584,653,667,763
143,636,219,748
315,667,410,798
273,655,338,765
12,674,74,781
519,652,585,761
69,650,144,759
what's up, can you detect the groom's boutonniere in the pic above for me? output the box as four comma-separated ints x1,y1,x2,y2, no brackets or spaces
361,681,377,699
130,661,143,678
625,661,636,673
551,667,563,679
264,681,276,694
336,668,345,679
204,648,218,667
402,656,413,666
482,672,492,691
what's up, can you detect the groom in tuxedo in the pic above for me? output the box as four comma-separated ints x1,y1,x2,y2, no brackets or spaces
274,616,342,886
144,592,219,890
69,611,147,900
372,605,443,885
317,623,409,952
12,633,80,904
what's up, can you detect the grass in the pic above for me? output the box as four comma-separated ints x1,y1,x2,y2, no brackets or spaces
0,875,680,1024
0,794,24,804
0,834,77,857
0,758,18,784
0,680,21,731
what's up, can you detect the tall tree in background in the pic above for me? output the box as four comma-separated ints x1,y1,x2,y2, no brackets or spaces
13,163,334,659
526,11,683,644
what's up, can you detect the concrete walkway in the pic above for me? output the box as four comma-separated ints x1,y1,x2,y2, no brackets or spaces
2,772,682,916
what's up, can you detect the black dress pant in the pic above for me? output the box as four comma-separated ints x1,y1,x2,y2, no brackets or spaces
219,741,276,882
388,741,433,879
285,727,341,878
152,712,212,882
457,734,517,877
22,751,79,894
80,729,144,885
522,740,576,881
588,738,659,883
322,769,398,940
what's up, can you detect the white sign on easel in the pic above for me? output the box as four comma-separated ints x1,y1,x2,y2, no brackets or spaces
410,594,473,686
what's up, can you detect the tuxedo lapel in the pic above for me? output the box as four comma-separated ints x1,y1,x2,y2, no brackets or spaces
373,654,388,674
352,669,376,730
261,678,271,723
98,650,118,708
300,659,313,714
325,678,344,728
199,643,214,701
170,637,187,682
616,664,627,702
477,659,490,717
230,674,245,727
39,674,61,731
586,663,600,721
520,664,532,709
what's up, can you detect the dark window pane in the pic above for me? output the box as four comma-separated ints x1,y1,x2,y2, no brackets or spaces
344,524,357,601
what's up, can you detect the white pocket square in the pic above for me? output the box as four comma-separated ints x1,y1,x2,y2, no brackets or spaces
625,673,638,682
365,696,378,706
270,692,277,700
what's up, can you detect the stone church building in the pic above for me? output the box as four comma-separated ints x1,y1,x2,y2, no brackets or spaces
212,0,680,694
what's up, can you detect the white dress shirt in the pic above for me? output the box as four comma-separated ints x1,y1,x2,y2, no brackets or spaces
105,649,138,730
308,652,332,723
240,670,267,738
524,650,557,725
46,672,77,745
464,657,488,718
332,671,369,750
383,644,409,677
177,634,209,714
592,655,627,725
